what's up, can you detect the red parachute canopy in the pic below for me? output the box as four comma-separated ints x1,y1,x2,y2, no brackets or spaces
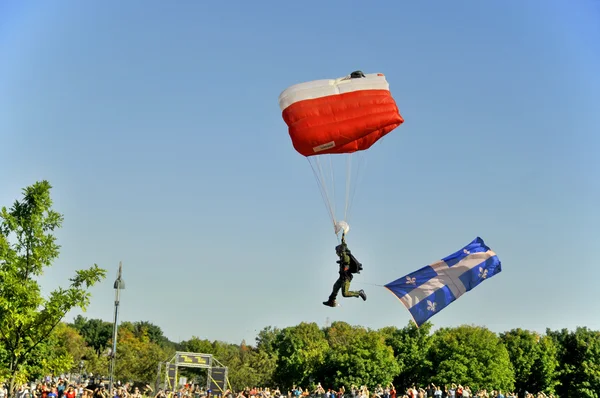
278,72,404,157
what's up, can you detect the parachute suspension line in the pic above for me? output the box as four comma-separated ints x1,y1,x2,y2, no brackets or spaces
319,155,336,223
328,154,336,224
344,153,352,222
348,153,362,222
352,153,366,222
308,153,363,237
308,156,336,231
344,152,367,227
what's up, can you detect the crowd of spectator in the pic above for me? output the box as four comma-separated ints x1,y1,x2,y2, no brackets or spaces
1,376,555,398
227,383,555,398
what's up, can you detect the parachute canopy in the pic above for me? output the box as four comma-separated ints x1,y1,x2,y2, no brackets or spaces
278,71,404,237
278,72,404,157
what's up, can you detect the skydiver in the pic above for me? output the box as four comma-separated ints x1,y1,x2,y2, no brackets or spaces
322,233,367,307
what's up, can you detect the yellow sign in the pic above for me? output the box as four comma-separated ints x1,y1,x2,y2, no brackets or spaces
177,354,211,365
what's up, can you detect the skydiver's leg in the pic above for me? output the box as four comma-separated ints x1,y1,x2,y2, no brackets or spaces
341,278,360,297
323,277,343,306
329,277,343,301
341,278,367,301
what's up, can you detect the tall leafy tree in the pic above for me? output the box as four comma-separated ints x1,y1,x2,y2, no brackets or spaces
71,316,114,357
221,346,277,391
48,323,92,370
133,321,168,346
272,322,329,388
547,327,600,398
323,322,399,389
380,321,433,389
114,327,171,384
256,326,281,357
180,336,215,355
427,325,515,391
0,181,106,396
528,335,559,394
500,329,558,394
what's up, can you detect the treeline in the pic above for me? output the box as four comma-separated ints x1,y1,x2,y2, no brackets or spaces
10,316,599,398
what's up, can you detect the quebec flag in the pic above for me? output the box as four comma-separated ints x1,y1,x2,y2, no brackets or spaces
384,237,502,326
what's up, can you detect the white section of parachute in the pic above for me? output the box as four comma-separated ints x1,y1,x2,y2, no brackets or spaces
278,73,390,111
307,152,367,238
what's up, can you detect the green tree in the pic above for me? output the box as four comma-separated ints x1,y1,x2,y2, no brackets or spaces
322,322,399,388
250,326,280,389
25,339,73,382
500,329,558,394
70,316,114,357
247,348,277,388
427,325,515,391
4,334,70,384
48,323,92,369
548,327,600,398
114,326,171,384
180,336,214,355
223,346,277,391
273,322,330,388
213,340,259,389
380,321,433,389
133,321,168,346
0,181,106,396
529,335,559,394
256,326,281,356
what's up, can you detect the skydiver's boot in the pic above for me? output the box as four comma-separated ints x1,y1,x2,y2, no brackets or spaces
323,299,337,307
359,290,367,301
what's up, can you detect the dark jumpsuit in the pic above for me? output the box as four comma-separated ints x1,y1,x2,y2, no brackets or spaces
327,239,361,302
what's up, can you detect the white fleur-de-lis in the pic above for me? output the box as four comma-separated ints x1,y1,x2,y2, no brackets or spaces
427,300,437,312
479,267,488,279
463,249,470,254
406,276,416,285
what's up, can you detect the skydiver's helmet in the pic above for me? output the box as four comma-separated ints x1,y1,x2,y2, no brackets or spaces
350,70,366,78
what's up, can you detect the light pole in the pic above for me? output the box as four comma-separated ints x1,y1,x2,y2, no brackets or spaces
108,261,125,392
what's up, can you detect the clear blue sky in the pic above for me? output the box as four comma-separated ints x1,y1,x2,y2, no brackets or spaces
1,0,599,346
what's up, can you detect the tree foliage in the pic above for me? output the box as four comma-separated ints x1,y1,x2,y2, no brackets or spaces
427,325,515,391
113,326,172,384
322,322,399,388
380,321,433,388
500,328,559,394
272,322,329,388
0,181,107,396
2,315,599,395
71,315,114,357
547,327,600,398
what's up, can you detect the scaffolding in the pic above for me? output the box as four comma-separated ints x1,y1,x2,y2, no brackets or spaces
156,351,230,396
